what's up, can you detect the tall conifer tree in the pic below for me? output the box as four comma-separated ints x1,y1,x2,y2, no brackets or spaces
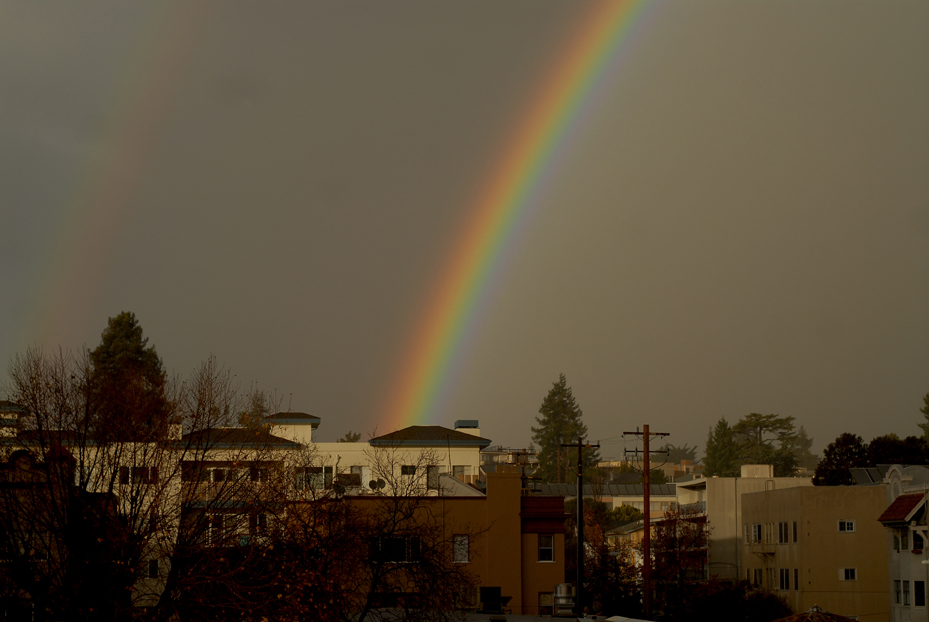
531,374,599,483
703,417,740,477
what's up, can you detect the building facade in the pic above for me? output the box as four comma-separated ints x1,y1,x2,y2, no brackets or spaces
743,485,889,622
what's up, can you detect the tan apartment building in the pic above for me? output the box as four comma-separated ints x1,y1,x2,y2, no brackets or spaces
676,465,812,581
742,485,889,622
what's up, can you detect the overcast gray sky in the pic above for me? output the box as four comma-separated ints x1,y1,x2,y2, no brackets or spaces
2,1,927,459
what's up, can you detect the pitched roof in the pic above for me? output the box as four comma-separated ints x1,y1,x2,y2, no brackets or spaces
878,493,925,524
369,425,491,448
180,427,301,449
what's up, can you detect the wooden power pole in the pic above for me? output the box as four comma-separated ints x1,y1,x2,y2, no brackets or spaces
622,425,668,620
561,436,600,616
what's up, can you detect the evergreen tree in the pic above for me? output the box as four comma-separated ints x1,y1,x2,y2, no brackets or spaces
791,426,818,471
813,433,869,485
919,389,929,442
531,374,599,483
733,413,799,477
703,418,740,477
89,311,169,441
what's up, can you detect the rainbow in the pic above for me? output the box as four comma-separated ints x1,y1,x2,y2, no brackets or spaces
380,0,654,431
9,2,205,357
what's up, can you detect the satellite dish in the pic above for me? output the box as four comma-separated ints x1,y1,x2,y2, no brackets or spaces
369,480,378,490
377,479,386,490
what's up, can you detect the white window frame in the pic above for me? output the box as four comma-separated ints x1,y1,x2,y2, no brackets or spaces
837,519,855,533
839,567,857,581
538,534,554,562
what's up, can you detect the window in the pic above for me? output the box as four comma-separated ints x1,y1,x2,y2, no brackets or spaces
452,465,467,479
905,581,911,606
792,521,798,543
453,535,469,563
839,568,857,581
838,520,855,533
915,532,925,551
917,581,926,607
750,523,762,543
779,568,790,590
538,534,554,562
250,466,269,482
754,569,762,586
894,580,901,604
249,513,267,535
427,466,440,490
119,466,158,484
373,536,422,563
894,534,901,551
209,515,229,547
778,522,789,544
401,465,416,476
148,559,159,579
295,466,332,490
794,568,799,591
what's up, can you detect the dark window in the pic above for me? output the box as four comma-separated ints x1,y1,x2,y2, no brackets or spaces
915,532,925,550
917,581,926,607
779,568,789,590
538,534,554,562
119,466,129,485
401,465,416,476
373,536,421,563
794,568,799,591
838,520,855,533
148,559,159,579
792,521,798,543
250,466,269,482
778,522,788,544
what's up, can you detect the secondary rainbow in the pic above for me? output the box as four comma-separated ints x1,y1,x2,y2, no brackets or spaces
380,0,653,431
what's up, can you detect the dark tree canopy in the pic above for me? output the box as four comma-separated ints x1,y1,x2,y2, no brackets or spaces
338,431,362,443
867,435,929,466
813,433,869,486
703,418,740,477
89,312,170,440
531,374,599,484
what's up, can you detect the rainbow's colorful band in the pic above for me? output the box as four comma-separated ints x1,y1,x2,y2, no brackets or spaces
380,0,652,431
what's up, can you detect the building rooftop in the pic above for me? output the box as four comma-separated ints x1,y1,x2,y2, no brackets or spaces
181,427,301,449
540,483,677,497
878,492,925,524
369,425,491,448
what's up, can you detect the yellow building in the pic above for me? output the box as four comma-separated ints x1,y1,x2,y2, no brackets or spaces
742,485,889,622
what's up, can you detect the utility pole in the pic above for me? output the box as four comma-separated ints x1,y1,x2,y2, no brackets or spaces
562,437,600,617
622,425,668,620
